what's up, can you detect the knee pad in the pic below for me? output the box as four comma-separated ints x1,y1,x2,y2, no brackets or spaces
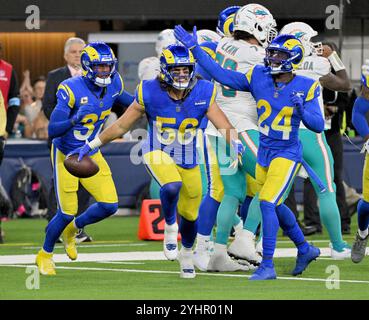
98,202,119,216
160,182,182,200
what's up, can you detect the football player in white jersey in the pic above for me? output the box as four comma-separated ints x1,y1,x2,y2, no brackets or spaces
242,22,352,259
203,3,278,272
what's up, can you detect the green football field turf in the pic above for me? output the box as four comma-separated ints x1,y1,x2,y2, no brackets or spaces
0,215,369,300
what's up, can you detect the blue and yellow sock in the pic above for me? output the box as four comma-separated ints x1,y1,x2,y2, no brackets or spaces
197,194,220,236
43,210,74,253
358,199,369,231
160,182,182,225
75,202,118,229
276,204,309,255
260,201,279,268
180,217,198,248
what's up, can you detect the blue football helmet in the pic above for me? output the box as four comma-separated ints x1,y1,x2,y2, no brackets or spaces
216,6,241,37
264,34,305,74
159,45,196,90
81,42,117,87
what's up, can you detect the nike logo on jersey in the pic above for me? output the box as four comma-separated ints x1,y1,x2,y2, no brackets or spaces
195,101,206,106
112,92,120,98
61,92,67,100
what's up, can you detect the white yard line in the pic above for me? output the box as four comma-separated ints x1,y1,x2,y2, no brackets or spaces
22,243,147,250
0,248,346,265
2,264,369,285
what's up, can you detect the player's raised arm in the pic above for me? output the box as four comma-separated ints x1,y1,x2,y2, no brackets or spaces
352,68,369,141
174,25,250,92
71,100,144,161
206,100,244,167
319,45,351,92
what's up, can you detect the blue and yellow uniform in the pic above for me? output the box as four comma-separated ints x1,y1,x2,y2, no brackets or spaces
136,77,216,221
36,42,135,275
352,71,369,235
175,30,324,278
50,73,132,214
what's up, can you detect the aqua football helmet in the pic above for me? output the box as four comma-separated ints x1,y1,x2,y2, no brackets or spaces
216,6,241,37
280,22,323,56
159,44,195,90
264,34,305,74
81,42,117,87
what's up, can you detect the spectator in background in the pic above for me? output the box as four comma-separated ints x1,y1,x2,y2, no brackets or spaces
0,42,20,138
42,37,93,243
0,41,20,242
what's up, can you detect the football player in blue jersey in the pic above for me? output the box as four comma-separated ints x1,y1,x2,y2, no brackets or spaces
35,42,134,275
73,44,247,278
351,60,369,263
175,26,324,280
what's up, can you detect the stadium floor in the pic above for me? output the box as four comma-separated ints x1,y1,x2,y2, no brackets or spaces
1,216,369,300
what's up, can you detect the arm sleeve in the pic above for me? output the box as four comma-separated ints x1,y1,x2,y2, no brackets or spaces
115,90,135,107
8,69,20,104
192,45,251,91
47,86,74,139
352,96,369,138
301,97,325,133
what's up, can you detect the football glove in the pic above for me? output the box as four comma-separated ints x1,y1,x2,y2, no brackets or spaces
67,143,92,162
174,25,198,49
291,92,305,117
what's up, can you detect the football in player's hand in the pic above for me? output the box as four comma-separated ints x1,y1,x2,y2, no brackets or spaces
321,44,333,58
64,154,99,178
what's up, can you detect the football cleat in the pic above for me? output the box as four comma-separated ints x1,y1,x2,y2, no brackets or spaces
207,250,250,272
35,249,56,276
330,242,352,260
164,222,179,261
249,263,277,281
178,248,196,279
193,249,211,271
351,232,369,263
228,229,262,266
292,244,320,276
62,220,78,260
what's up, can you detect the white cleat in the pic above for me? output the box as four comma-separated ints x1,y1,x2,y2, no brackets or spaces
228,229,262,266
193,250,211,271
330,243,352,260
164,223,178,261
178,248,196,279
207,250,251,272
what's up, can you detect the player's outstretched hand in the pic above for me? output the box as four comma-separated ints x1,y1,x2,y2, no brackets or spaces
67,143,92,162
174,25,198,49
229,139,244,169
291,92,304,117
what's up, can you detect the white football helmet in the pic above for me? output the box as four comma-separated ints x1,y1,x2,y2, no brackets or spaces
155,29,178,57
233,3,277,48
197,29,221,44
280,22,323,56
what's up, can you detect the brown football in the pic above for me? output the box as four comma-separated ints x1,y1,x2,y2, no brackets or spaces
64,154,99,178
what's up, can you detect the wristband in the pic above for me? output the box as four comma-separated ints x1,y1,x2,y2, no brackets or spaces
327,51,346,72
88,136,103,149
